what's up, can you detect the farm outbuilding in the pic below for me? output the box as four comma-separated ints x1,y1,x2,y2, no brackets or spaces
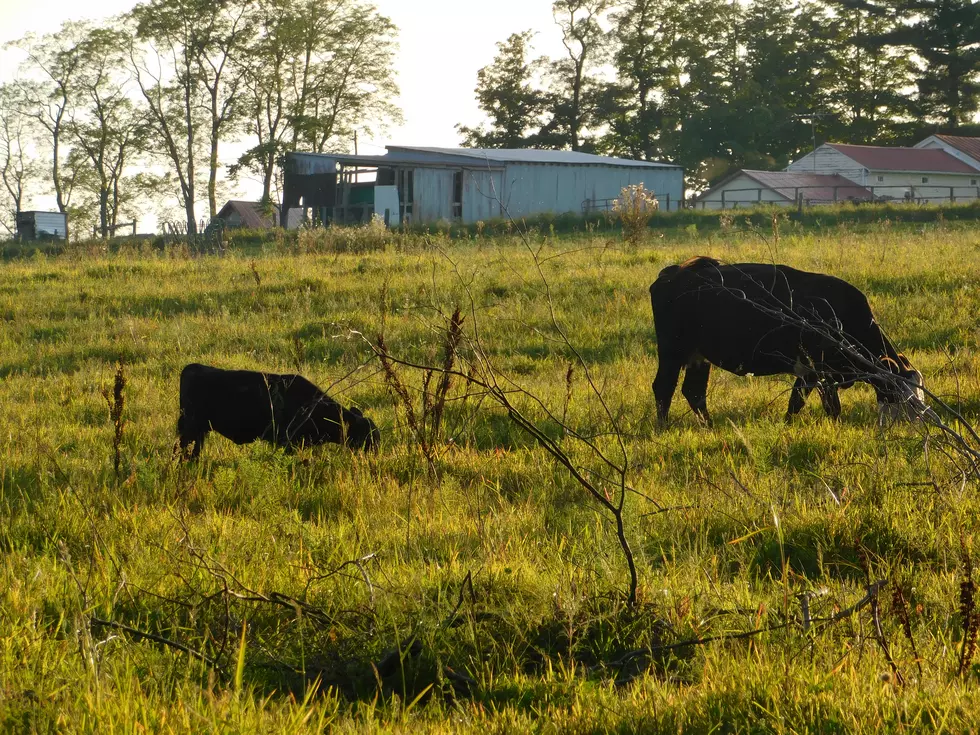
16,211,68,240
786,143,980,203
914,134,980,170
281,146,683,227
215,200,279,229
693,170,873,209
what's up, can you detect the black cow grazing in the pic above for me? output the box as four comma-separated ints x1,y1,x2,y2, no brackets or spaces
177,363,380,458
650,256,926,426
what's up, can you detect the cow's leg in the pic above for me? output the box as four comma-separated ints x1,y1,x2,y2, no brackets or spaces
786,376,815,421
177,413,207,460
681,360,712,427
817,382,842,419
653,358,683,426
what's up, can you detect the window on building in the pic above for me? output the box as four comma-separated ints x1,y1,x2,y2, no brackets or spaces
877,175,884,183
972,179,978,186
921,176,929,183
452,170,463,219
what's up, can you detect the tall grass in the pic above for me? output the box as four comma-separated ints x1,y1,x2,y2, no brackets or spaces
3,220,980,730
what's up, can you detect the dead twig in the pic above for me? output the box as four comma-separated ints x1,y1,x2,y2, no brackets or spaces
91,617,225,676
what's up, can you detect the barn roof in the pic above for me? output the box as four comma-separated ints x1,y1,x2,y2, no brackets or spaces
216,200,279,228
827,143,980,173
696,170,873,202
931,135,980,165
386,146,681,169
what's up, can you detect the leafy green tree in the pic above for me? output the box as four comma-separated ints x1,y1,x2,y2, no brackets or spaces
600,0,688,161
834,0,980,128
12,22,91,233
0,84,43,238
192,0,255,218
539,0,612,151
812,2,916,144
234,0,400,204
128,0,210,235
68,27,151,238
457,31,545,148
665,0,748,184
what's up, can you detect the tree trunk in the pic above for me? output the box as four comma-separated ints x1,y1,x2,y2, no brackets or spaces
100,186,109,238
184,62,197,236
262,152,274,203
209,122,219,218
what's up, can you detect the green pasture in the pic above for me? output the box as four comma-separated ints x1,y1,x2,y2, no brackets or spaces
3,219,980,732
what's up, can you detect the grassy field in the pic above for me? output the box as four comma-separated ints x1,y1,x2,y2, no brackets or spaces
4,218,980,732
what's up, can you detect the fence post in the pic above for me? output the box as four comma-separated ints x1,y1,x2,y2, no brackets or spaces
758,187,762,203
951,186,956,204
833,186,838,202
721,190,726,209
797,191,804,215
666,193,670,211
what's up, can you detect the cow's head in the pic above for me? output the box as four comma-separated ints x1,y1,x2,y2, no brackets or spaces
877,353,927,424
344,406,381,451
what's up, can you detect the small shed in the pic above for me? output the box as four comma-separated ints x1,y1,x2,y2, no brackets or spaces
281,146,684,227
16,211,68,240
694,170,873,209
215,200,280,229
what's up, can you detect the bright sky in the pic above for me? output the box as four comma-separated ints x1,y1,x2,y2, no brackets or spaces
0,0,568,231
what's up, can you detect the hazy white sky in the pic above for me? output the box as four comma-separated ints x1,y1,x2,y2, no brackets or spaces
0,0,568,229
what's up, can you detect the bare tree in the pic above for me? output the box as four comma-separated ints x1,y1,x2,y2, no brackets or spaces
68,27,150,238
0,84,42,238
12,22,90,237
192,0,255,218
127,0,209,236
233,0,400,203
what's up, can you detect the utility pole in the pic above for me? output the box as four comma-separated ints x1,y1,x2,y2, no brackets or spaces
793,112,828,171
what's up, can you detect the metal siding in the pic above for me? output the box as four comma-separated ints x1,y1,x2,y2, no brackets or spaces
34,212,68,237
413,168,454,222
388,145,682,169
462,170,503,221
498,164,683,216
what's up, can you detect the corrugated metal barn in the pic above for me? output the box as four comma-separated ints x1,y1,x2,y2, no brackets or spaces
281,146,683,227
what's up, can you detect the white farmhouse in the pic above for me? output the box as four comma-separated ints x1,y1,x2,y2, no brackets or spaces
786,143,980,203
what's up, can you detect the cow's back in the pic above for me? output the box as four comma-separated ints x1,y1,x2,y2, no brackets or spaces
180,364,279,444
650,260,876,377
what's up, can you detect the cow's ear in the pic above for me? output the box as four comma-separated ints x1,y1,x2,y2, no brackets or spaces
350,406,363,417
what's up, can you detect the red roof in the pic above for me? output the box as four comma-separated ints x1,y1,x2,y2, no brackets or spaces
216,200,280,228
743,170,873,202
933,135,980,165
827,143,980,173
695,170,873,203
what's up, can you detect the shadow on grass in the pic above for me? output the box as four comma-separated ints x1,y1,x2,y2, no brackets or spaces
0,343,148,378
